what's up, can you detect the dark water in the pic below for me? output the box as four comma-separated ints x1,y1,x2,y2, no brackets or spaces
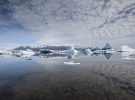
0,53,135,100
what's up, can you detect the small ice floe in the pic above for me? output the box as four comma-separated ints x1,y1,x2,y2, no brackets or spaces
64,61,80,65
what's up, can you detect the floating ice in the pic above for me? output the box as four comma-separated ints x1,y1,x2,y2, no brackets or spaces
64,61,80,65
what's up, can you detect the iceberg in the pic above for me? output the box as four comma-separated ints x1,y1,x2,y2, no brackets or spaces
102,43,112,50
121,46,135,61
121,46,135,52
13,49,35,58
83,48,93,56
0,49,12,55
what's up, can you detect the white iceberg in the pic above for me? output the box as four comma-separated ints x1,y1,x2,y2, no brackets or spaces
121,46,135,52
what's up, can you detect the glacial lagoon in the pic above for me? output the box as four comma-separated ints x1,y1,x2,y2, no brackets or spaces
0,52,135,100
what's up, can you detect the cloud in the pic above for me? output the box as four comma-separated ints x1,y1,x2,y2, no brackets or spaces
1,0,135,45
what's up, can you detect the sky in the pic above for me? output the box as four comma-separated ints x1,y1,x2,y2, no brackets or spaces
0,0,135,48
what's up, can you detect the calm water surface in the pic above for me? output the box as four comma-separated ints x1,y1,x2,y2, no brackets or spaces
0,53,135,100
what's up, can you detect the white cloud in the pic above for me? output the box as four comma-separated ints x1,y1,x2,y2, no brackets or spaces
8,0,135,45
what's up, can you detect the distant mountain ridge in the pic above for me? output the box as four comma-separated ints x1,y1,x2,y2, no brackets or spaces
14,45,70,51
